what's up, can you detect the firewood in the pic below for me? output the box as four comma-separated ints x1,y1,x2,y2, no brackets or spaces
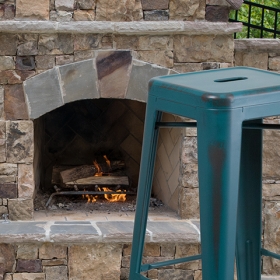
59,161,125,183
65,175,129,186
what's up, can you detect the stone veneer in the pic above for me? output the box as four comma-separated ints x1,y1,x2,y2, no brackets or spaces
0,219,201,280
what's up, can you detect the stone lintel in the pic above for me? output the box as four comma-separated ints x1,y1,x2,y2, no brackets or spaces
0,220,200,244
0,21,242,35
235,39,280,52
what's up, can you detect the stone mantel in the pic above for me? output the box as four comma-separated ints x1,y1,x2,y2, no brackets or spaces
235,38,280,52
0,21,242,35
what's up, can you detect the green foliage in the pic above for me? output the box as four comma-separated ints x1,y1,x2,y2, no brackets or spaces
229,0,280,38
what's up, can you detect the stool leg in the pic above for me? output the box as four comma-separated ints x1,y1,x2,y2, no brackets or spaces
129,100,162,280
197,109,243,280
236,120,262,280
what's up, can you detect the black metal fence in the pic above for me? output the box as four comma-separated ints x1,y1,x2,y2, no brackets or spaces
229,1,280,38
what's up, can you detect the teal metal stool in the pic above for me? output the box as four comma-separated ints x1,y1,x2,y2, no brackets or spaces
129,67,280,280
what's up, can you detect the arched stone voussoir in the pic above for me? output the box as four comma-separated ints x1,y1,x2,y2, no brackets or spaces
23,51,173,120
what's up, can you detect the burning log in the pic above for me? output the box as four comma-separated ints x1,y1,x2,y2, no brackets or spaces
65,175,129,186
59,161,125,183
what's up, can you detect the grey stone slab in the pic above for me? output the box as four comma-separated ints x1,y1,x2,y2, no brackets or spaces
0,222,46,242
126,60,169,102
24,68,63,119
147,221,199,243
50,224,99,242
96,221,136,242
59,59,99,104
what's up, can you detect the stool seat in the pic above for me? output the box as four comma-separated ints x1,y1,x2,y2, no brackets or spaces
129,67,280,280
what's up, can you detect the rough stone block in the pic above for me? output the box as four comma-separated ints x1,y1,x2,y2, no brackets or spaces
138,36,173,51
17,244,38,260
144,10,168,21
73,9,95,20
143,244,160,257
135,50,173,68
269,56,280,71
263,183,280,201
50,10,73,21
263,201,280,274
18,164,35,199
161,244,176,257
17,41,38,56
6,121,33,163
169,0,205,20
59,59,98,103
174,35,234,63
95,0,143,21
69,244,122,280
39,243,67,259
205,5,230,22
3,273,13,280
126,60,169,102
55,0,74,11
263,130,280,179
38,34,73,55
235,51,268,69
44,266,67,280
16,259,42,273
0,34,17,56
16,56,36,71
0,57,15,71
179,187,200,219
0,183,17,198
24,68,63,119
35,56,55,70
0,205,8,215
4,84,28,120
158,269,193,280
0,244,15,278
74,50,95,62
0,163,17,178
55,55,74,65
8,199,33,220
16,0,49,20
114,35,139,50
74,34,100,51
13,273,45,280
0,4,15,20
141,0,169,10
175,244,200,270
76,0,95,9
0,70,35,85
96,51,132,99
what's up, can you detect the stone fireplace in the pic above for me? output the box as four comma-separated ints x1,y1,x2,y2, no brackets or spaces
0,19,241,220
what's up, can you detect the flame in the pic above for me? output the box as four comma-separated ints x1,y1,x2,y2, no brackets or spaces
86,194,97,203
103,155,111,169
93,160,103,177
103,187,126,202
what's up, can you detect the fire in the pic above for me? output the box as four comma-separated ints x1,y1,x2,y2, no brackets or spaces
93,160,102,176
103,155,111,169
102,187,126,202
81,156,126,203
82,190,97,203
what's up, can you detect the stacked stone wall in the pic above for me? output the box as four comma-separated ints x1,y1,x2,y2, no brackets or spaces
0,242,202,280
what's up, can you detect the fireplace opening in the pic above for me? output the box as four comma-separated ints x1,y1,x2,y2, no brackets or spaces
33,98,165,212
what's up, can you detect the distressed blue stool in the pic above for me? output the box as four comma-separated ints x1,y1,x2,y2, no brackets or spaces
129,67,280,280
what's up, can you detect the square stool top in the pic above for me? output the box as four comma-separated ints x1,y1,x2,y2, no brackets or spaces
149,67,280,109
